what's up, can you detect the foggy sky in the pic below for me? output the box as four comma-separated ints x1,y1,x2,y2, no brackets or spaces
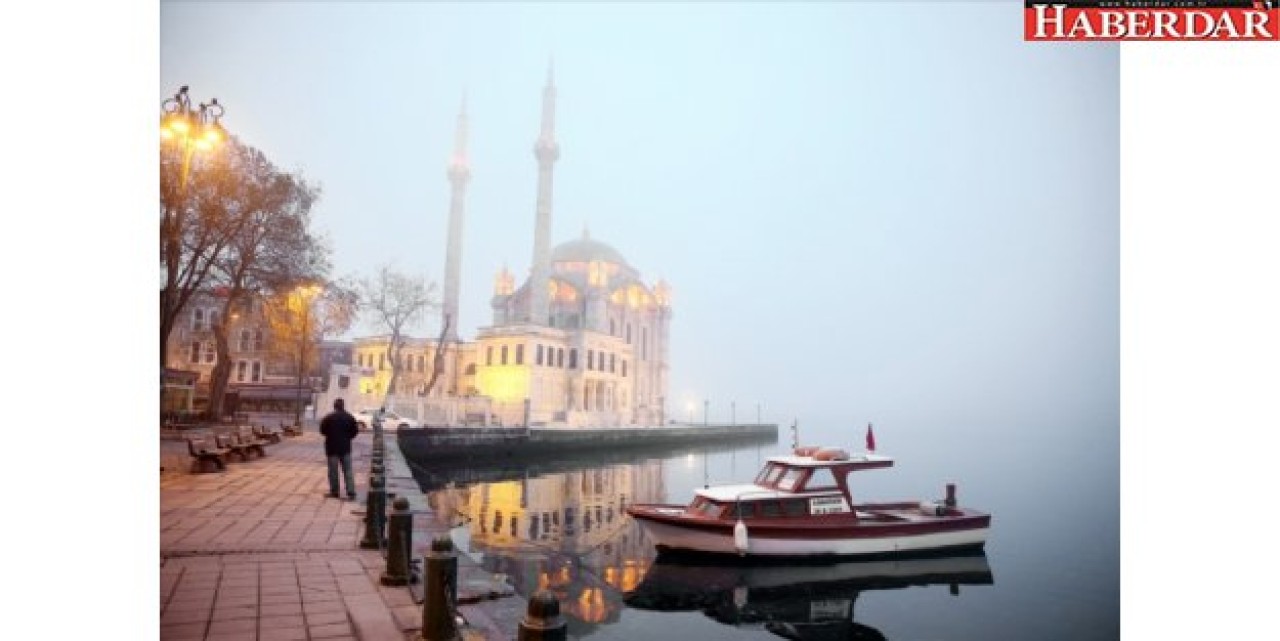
161,2,1118,431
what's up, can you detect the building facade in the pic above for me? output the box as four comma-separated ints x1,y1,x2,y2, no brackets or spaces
163,290,337,416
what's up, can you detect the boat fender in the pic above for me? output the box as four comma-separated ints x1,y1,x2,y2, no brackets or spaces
794,446,820,457
919,501,947,517
734,519,749,555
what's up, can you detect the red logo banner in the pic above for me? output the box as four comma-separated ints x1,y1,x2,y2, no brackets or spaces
1024,2,1280,41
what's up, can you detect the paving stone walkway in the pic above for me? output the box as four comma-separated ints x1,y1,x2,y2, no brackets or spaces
160,430,522,640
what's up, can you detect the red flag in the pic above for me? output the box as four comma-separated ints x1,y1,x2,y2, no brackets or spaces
865,423,876,452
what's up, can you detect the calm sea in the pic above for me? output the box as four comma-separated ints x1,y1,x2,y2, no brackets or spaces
413,418,1119,640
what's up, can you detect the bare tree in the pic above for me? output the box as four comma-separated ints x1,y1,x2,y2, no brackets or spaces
360,265,438,402
421,314,452,398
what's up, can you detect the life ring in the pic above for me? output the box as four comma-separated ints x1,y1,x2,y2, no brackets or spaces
814,448,850,461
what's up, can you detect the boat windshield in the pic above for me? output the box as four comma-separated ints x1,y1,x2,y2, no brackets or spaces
776,467,805,491
754,463,779,484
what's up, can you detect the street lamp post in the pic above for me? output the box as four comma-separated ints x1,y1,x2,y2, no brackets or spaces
293,284,322,428
160,85,226,411
160,86,226,196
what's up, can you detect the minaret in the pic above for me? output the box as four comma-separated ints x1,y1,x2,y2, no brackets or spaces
442,93,471,341
528,62,560,325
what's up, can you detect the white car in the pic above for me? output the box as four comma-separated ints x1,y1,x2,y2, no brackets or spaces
353,408,421,431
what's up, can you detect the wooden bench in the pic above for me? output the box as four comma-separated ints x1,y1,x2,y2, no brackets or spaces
187,437,230,473
252,424,283,444
281,422,303,437
215,433,255,462
236,427,271,457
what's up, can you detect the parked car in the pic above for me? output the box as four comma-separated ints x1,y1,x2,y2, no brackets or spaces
353,408,421,431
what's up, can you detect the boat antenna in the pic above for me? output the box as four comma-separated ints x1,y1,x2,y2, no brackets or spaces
790,420,799,450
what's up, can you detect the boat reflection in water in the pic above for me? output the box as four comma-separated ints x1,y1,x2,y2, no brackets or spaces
624,552,994,640
426,459,667,636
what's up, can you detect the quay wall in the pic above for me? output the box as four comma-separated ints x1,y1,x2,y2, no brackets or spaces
397,423,778,466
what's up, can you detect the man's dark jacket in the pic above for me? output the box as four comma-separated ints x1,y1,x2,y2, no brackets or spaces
319,409,359,456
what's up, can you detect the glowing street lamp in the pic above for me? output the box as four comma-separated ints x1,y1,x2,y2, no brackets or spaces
160,85,226,195
292,283,323,428
160,86,226,410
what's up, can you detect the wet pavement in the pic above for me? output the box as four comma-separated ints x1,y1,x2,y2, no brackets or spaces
160,428,525,640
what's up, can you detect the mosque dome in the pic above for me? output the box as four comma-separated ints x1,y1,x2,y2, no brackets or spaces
550,230,629,267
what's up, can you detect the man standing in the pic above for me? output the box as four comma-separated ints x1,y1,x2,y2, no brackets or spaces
319,398,359,499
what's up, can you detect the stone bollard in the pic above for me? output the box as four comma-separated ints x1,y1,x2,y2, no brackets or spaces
518,590,567,641
420,535,459,641
381,497,415,586
359,474,387,549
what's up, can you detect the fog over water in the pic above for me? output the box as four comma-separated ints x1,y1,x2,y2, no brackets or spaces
161,2,1117,435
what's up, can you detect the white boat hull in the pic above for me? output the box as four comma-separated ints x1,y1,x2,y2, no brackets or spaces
635,518,989,557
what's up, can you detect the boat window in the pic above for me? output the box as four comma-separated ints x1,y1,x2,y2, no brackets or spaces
765,466,788,486
754,463,778,484
759,502,782,518
697,500,723,518
805,468,840,491
782,500,808,517
776,468,805,491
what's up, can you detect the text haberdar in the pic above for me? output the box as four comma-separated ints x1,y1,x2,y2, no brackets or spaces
1024,2,1280,41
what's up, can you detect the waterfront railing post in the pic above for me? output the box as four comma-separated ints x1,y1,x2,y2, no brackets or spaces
517,590,567,641
420,535,459,641
381,497,414,585
359,474,386,549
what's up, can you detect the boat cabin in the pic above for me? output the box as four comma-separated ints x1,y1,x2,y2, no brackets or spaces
687,450,894,521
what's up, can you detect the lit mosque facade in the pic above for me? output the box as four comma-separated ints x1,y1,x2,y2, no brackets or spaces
333,70,672,427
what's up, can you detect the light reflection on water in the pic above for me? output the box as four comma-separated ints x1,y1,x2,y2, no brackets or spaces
415,420,1117,640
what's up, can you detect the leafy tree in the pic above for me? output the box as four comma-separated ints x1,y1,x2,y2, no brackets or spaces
203,141,331,416
261,280,359,425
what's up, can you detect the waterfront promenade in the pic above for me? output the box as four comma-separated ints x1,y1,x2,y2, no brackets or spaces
160,428,524,640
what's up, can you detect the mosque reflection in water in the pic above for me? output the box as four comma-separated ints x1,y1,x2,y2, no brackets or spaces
426,459,666,635
425,457,994,640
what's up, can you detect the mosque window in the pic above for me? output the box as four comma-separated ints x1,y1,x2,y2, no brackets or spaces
557,348,565,368
379,353,386,370
486,346,493,366
536,344,544,366
465,363,477,376
501,345,509,365
626,324,632,344
516,344,525,365
587,350,595,371
622,360,627,377
610,354,616,373
569,349,578,369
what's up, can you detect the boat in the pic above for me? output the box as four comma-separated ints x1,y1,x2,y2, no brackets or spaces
625,444,991,558
624,551,994,640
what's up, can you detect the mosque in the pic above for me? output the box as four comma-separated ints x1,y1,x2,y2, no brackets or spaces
334,70,672,427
